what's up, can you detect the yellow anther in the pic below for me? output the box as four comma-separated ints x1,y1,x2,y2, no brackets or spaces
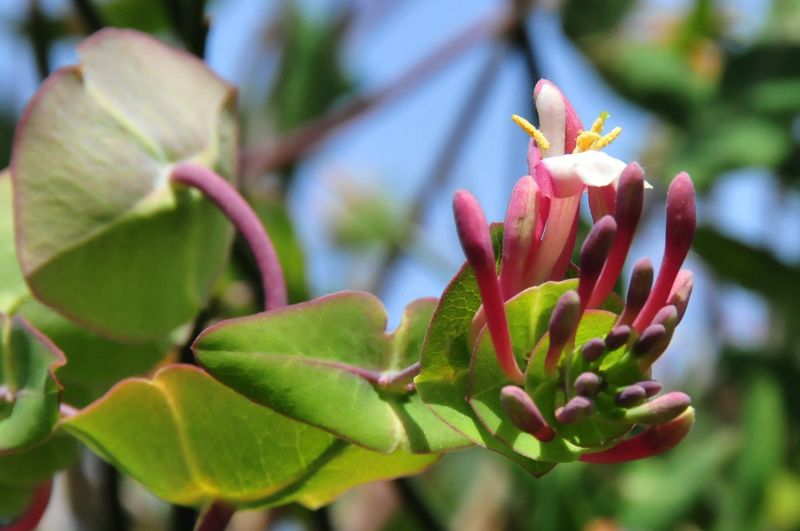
595,126,622,149
590,111,610,135
512,114,550,151
573,131,602,153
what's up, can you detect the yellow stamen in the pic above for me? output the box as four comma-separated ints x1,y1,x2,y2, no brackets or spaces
590,111,610,135
595,126,622,149
574,131,601,153
512,114,550,151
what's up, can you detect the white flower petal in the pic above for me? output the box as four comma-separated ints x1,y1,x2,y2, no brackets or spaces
535,84,566,156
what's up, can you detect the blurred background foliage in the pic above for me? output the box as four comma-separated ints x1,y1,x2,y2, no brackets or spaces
2,0,800,530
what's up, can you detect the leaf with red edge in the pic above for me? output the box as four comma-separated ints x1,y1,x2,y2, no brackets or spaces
11,28,237,341
194,293,470,454
62,365,437,509
0,314,65,453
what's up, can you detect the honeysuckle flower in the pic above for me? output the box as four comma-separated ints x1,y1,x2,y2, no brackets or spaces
451,79,697,463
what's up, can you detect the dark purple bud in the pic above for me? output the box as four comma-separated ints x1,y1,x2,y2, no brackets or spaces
667,270,693,323
624,392,692,425
545,290,581,374
578,216,617,311
618,258,653,326
616,385,646,406
637,380,663,397
581,338,605,362
500,385,555,442
634,173,696,332
555,396,594,424
605,325,631,351
632,324,667,357
574,372,601,396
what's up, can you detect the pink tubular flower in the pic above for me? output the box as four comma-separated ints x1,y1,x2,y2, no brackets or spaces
451,79,697,463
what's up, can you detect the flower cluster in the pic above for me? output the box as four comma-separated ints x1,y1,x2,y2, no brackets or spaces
452,80,697,463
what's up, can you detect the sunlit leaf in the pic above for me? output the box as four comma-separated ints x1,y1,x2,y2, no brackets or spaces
12,29,237,341
195,293,469,454
63,365,437,509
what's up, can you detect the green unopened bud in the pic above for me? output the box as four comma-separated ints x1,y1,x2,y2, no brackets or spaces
624,392,691,425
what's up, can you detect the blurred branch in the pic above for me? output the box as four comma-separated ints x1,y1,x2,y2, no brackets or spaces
70,0,105,33
368,44,507,295
241,7,518,179
27,0,50,80
162,0,208,57
506,2,541,85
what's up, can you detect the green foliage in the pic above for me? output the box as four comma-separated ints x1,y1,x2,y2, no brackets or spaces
0,433,77,518
0,313,64,453
0,174,26,313
11,29,236,341
62,365,437,509
268,7,353,132
195,293,469,454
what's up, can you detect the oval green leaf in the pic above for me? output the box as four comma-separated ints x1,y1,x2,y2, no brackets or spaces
62,365,437,509
11,29,237,341
195,292,470,454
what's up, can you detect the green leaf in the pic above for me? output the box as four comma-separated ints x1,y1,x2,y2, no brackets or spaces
62,365,436,509
11,29,237,341
266,442,439,510
0,174,26,313
0,314,65,453
468,282,590,462
195,293,469,454
416,259,554,477
17,300,171,408
0,433,77,518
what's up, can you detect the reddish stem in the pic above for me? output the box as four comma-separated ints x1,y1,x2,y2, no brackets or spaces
195,501,235,531
171,163,287,311
1,480,52,531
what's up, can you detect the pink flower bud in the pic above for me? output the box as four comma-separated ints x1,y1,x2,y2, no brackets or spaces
616,385,646,406
637,380,663,397
582,338,606,362
617,258,653,326
667,270,694,323
500,385,555,442
556,396,594,424
453,191,524,384
605,325,631,351
579,408,694,464
545,290,581,374
578,215,617,311
588,163,645,308
634,173,696,332
574,372,602,396
632,324,667,357
500,176,541,299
